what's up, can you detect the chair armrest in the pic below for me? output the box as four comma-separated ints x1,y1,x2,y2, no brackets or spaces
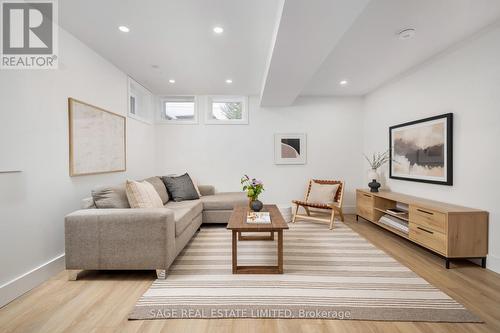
198,185,215,196
65,208,176,270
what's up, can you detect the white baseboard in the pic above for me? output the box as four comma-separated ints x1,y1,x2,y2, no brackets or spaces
486,254,500,274
0,254,65,308
343,205,356,214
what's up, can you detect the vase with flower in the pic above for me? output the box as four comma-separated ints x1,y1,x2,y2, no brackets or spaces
240,175,265,212
363,150,390,192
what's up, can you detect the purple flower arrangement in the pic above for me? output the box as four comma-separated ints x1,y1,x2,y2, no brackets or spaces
240,175,264,201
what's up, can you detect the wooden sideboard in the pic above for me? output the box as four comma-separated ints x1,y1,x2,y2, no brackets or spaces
356,189,488,269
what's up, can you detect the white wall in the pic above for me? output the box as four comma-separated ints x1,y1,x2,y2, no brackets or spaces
0,29,156,305
362,24,500,273
155,96,364,210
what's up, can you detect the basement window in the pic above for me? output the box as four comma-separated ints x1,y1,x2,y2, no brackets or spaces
205,96,248,124
160,96,198,124
128,77,154,124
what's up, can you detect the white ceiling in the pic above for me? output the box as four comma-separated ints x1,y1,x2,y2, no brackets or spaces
302,0,500,96
260,0,370,106
59,0,500,103
59,0,280,95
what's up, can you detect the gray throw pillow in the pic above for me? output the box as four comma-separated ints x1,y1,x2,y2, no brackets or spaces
92,184,131,209
162,173,200,202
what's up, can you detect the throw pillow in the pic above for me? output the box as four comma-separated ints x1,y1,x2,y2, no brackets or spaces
92,185,130,209
191,177,203,197
307,182,340,205
144,176,169,204
125,180,164,208
162,173,200,202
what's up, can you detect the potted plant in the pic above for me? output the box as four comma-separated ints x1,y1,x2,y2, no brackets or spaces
241,175,264,212
363,150,389,192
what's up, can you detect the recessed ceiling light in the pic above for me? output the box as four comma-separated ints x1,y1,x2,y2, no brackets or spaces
169,79,175,84
397,28,415,40
118,25,130,33
213,26,224,34
339,80,348,86
225,79,233,84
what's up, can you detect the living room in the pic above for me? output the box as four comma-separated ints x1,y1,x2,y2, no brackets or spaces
0,0,499,332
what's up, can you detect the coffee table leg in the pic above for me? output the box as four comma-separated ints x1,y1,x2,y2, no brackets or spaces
232,230,237,274
277,230,283,274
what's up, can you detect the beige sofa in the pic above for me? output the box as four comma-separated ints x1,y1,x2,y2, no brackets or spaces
65,177,247,280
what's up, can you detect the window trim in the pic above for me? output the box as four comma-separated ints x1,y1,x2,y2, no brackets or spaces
158,95,199,125
127,77,154,125
205,95,249,125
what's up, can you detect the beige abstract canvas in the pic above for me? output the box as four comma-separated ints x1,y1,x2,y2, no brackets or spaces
390,113,452,185
69,98,126,176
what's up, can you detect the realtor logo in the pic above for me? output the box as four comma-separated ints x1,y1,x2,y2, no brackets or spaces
1,0,58,69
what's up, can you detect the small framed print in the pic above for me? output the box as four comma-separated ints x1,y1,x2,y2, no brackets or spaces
274,133,307,165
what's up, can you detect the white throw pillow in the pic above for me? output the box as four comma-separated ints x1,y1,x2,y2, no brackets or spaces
307,182,339,205
126,180,164,208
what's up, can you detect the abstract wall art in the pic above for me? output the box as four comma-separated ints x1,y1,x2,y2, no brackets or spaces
389,113,453,185
68,98,126,176
274,133,307,165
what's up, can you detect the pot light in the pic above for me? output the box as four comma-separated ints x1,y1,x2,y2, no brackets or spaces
213,26,224,34
397,28,415,40
169,79,175,84
339,80,348,86
225,79,233,84
118,25,130,33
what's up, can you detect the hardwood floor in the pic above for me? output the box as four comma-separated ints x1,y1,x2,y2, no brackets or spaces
1,214,499,333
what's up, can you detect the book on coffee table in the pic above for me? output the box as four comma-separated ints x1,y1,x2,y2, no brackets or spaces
246,212,271,224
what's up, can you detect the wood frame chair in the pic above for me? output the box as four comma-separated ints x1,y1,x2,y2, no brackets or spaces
291,179,345,230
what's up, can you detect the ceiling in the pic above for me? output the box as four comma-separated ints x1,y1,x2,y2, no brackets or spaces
303,0,500,96
59,0,500,105
59,0,280,96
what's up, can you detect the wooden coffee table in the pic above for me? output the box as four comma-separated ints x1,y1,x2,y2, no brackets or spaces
227,204,289,274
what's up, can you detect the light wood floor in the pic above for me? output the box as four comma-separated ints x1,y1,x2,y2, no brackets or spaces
1,214,499,333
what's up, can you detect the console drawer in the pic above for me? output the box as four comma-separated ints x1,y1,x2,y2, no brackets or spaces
356,191,375,221
357,204,375,222
410,206,446,233
357,191,374,207
409,224,446,255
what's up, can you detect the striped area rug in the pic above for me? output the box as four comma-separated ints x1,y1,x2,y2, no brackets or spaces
129,222,480,322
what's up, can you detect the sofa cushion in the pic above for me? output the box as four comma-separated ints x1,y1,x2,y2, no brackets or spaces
126,180,164,209
92,184,130,209
201,192,247,211
165,200,203,236
144,176,169,204
162,173,200,202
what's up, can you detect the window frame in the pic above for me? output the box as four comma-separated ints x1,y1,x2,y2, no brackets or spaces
205,95,249,125
158,95,199,125
127,77,154,124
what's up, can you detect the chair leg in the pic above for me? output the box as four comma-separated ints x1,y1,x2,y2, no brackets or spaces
304,206,311,216
339,209,345,222
292,204,299,223
329,210,336,230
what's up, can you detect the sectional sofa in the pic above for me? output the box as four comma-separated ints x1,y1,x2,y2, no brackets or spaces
64,176,247,280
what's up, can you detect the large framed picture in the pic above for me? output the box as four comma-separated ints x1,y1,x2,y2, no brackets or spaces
389,113,453,185
68,98,126,176
274,133,307,165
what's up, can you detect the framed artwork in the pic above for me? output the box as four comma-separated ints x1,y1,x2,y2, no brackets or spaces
68,98,126,176
389,113,453,185
274,133,307,165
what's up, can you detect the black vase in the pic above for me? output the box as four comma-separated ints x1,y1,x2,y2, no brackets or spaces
250,200,263,212
368,179,381,193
